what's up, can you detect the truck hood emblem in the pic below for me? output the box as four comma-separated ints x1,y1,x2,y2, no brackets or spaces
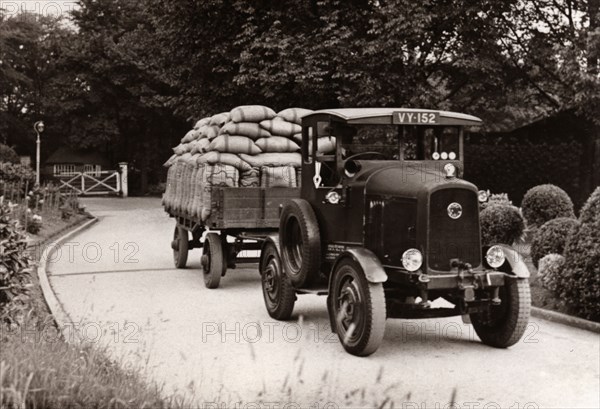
447,202,462,219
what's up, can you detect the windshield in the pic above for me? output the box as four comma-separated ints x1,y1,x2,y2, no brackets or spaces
334,124,461,160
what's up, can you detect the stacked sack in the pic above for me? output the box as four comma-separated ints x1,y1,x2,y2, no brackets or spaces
163,105,337,221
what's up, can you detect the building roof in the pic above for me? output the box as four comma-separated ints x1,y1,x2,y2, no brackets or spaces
45,147,110,167
304,108,482,126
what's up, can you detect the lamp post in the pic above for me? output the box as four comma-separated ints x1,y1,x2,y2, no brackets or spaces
34,121,45,186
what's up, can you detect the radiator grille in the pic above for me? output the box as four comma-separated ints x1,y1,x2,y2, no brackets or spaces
428,189,481,270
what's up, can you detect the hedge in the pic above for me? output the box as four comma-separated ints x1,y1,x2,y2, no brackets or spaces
464,138,582,209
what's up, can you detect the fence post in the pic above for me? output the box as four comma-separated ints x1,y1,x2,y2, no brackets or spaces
119,162,128,198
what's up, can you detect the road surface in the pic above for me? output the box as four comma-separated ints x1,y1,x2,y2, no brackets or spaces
47,198,599,408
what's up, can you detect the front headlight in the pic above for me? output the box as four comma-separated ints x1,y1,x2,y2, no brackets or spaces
486,245,506,269
402,248,423,272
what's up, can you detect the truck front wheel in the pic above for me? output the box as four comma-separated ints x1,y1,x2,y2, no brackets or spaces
260,242,296,320
470,277,531,348
279,199,321,287
330,259,386,356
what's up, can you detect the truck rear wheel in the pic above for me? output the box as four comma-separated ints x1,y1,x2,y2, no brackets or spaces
172,226,188,268
330,258,386,356
201,232,224,289
260,242,296,320
471,277,531,348
279,199,321,287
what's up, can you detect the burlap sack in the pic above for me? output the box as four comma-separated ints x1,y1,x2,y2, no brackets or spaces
163,154,178,168
197,151,252,171
259,119,301,137
194,117,211,130
209,112,231,127
230,105,276,123
255,136,300,153
172,144,186,155
182,129,202,143
204,125,220,141
239,152,302,168
162,163,177,209
220,122,271,140
292,133,302,144
173,160,185,212
240,167,260,187
200,164,240,221
277,108,313,125
260,166,297,188
190,138,211,154
186,164,199,215
208,135,262,155
191,165,205,219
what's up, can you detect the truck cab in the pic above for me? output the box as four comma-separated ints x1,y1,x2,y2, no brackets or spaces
260,108,531,356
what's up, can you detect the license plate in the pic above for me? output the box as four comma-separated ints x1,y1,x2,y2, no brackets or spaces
393,111,439,124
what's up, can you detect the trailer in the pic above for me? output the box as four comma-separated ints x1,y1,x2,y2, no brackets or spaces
167,186,299,288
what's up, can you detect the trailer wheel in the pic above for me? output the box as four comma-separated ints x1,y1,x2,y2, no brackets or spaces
279,199,321,287
330,258,386,356
201,233,224,289
470,277,531,348
172,226,188,268
260,242,296,320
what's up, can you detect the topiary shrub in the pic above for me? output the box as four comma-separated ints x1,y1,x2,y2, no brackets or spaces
0,144,20,164
530,217,579,268
578,186,600,225
480,204,525,246
538,253,566,293
0,202,32,323
559,222,600,322
558,189,600,322
521,184,575,229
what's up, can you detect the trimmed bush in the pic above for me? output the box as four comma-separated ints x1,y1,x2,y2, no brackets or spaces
521,184,575,229
0,144,20,164
578,186,600,225
530,217,579,268
480,204,525,246
559,189,600,322
538,253,566,293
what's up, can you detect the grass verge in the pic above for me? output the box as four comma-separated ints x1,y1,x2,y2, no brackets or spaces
1,213,169,409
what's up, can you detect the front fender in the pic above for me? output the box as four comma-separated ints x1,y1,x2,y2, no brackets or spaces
327,247,388,334
330,247,388,283
495,244,530,279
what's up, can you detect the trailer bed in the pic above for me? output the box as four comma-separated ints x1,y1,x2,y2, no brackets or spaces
167,187,300,229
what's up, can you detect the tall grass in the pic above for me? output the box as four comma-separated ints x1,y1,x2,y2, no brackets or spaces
0,329,168,409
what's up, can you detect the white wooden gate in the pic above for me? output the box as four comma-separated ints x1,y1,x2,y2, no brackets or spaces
56,170,122,195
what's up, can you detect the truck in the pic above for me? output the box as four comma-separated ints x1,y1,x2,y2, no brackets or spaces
258,108,531,356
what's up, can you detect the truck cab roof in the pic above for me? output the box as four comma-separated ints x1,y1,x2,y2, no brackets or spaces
303,108,482,126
